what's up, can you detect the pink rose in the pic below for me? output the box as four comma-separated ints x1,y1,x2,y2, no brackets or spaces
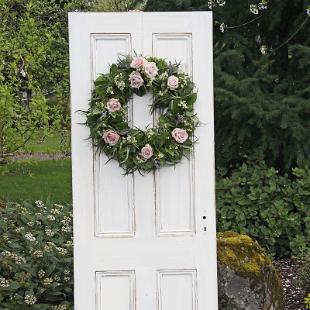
141,144,153,159
130,56,146,69
129,71,144,89
106,98,121,113
167,75,179,90
144,61,158,79
172,128,188,143
102,130,120,146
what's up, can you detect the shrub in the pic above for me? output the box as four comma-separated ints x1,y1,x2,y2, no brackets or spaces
0,201,73,309
216,162,310,257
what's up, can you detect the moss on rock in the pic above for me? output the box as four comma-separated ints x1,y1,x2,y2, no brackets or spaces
217,231,271,277
217,231,284,310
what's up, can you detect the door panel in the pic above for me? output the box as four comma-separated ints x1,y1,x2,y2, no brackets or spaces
96,271,136,310
157,270,197,310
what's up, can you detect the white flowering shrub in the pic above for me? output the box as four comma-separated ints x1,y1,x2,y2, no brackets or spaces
0,201,73,309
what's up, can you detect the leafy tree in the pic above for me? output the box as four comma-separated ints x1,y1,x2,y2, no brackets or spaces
0,0,91,159
0,0,145,159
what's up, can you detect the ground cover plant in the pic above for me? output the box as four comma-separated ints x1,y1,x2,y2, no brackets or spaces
216,162,310,257
0,200,73,309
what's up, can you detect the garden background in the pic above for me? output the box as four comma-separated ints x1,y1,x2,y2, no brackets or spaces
0,0,309,309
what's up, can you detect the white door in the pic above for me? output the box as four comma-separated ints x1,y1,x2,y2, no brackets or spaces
69,12,217,310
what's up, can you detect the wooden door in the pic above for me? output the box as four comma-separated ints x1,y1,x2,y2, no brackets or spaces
69,12,218,310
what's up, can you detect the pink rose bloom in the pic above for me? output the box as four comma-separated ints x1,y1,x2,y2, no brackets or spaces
141,144,153,159
167,75,179,90
144,61,158,79
102,130,120,146
129,71,144,89
106,98,121,113
172,128,188,143
130,56,146,69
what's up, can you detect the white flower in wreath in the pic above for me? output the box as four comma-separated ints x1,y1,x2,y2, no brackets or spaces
159,72,168,80
129,71,144,89
167,75,179,90
106,86,114,95
178,101,187,109
141,144,153,159
114,73,126,90
172,128,188,143
106,98,121,113
144,61,158,79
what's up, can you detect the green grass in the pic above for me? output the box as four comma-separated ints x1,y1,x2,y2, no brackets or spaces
0,159,72,203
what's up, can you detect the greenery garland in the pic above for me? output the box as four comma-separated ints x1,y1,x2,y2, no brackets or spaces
85,55,199,174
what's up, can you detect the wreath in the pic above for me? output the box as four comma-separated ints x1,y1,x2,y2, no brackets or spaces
85,55,199,174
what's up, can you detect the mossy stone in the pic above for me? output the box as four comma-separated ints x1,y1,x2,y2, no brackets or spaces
217,231,284,310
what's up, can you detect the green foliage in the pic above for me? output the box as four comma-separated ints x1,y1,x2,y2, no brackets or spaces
295,248,310,292
146,0,310,171
86,55,198,174
0,0,91,157
0,201,73,308
93,0,146,11
216,162,310,257
0,159,72,203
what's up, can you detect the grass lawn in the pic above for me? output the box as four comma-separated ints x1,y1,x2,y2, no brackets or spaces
0,159,72,203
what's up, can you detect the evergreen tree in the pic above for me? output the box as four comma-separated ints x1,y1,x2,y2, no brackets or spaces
145,0,310,171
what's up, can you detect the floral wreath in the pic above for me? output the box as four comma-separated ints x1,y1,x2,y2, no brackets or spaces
85,55,199,174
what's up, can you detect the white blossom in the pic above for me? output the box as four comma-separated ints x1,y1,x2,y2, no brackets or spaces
33,250,43,258
0,277,10,288
44,277,54,286
106,86,114,94
38,270,45,278
64,269,70,275
53,305,68,310
61,225,72,233
15,226,25,233
56,247,68,256
45,228,55,237
65,240,73,247
250,4,259,15
47,215,56,221
51,208,61,215
260,45,268,55
220,23,226,33
178,101,188,109
27,221,34,227
35,200,44,208
258,2,268,10
24,233,36,242
217,0,226,6
24,294,37,305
